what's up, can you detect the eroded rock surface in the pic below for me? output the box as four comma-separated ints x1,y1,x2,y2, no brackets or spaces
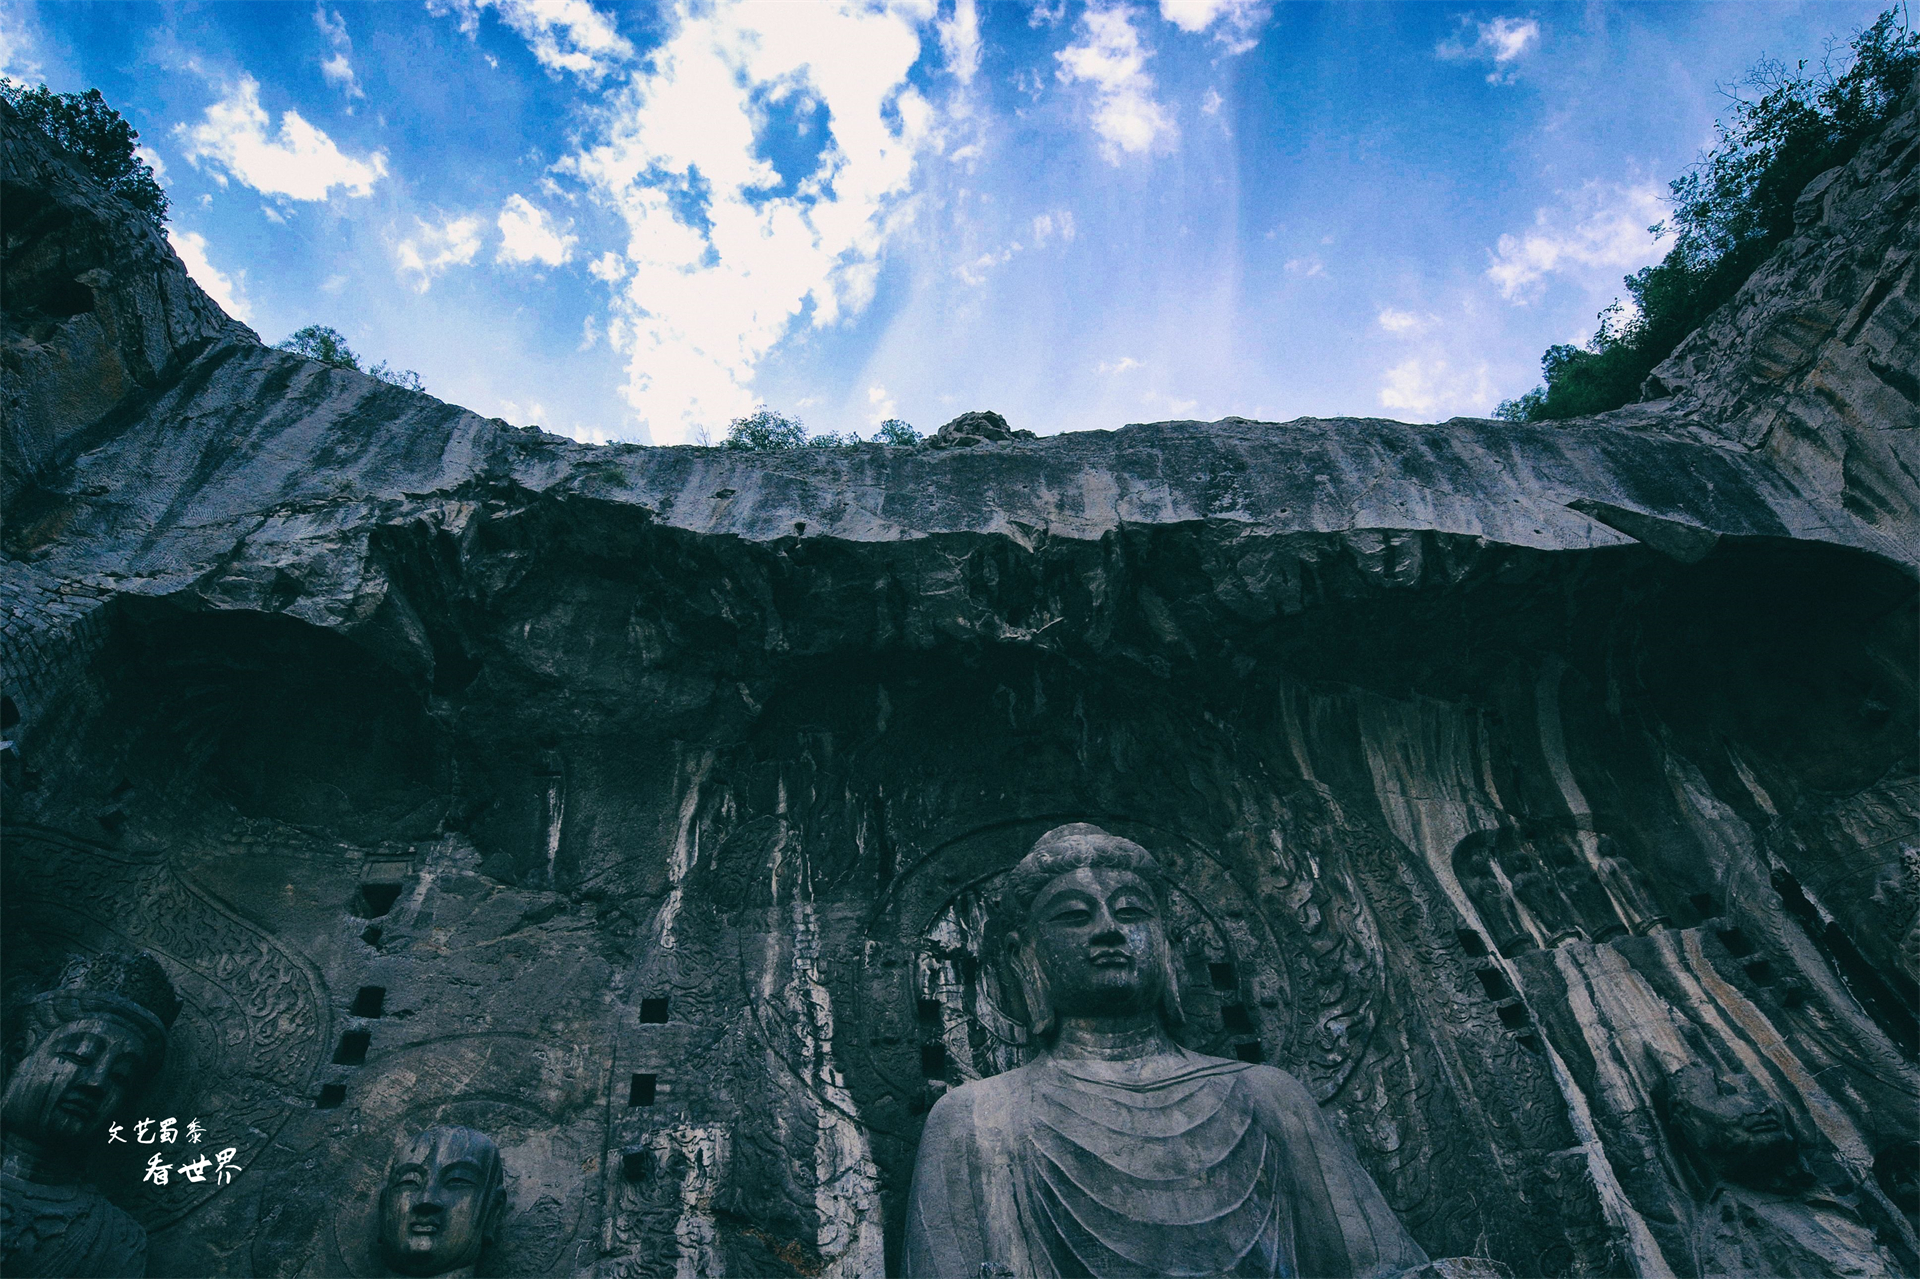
2,90,1916,1279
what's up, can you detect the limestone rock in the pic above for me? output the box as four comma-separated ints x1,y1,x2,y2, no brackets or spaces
927,408,1036,448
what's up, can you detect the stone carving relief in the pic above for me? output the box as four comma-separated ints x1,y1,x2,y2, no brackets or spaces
0,951,178,1278
0,827,326,1242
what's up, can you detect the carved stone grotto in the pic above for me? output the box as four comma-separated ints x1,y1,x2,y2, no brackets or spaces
2,85,1918,1278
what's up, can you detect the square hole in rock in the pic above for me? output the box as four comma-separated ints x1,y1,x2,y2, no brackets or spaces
640,997,670,1024
1220,1004,1254,1033
333,1030,371,1066
629,1073,657,1106
917,998,943,1027
316,1083,347,1109
1497,1003,1529,1029
622,1148,650,1181
1745,960,1776,986
921,1042,948,1078
1233,1041,1265,1064
1717,927,1756,958
1475,968,1513,1001
1457,930,1488,957
352,884,404,919
361,924,383,947
1208,962,1237,991
350,987,386,1018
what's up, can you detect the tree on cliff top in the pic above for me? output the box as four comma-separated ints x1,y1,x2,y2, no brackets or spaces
719,407,919,449
1497,8,1919,422
1,79,168,225
277,324,425,392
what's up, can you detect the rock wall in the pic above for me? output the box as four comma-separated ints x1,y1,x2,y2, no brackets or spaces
2,92,1916,1278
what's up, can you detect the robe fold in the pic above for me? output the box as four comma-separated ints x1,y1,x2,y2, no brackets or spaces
905,1052,1427,1279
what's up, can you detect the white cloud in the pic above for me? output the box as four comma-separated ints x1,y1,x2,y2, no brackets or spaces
1031,209,1076,247
1284,255,1325,278
938,0,981,84
1377,307,1436,335
134,145,167,181
1487,182,1666,302
1055,6,1177,164
1200,87,1223,116
314,4,364,100
1379,356,1495,418
0,9,46,82
1437,16,1540,84
580,313,600,349
177,75,386,200
562,0,934,444
1098,356,1142,374
956,245,1017,286
867,383,898,423
1159,0,1266,53
496,193,578,265
429,0,633,81
395,213,484,290
1028,0,1068,27
588,249,624,281
167,229,253,322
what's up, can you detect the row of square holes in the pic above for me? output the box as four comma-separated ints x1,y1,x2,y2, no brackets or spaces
319,880,407,1107
316,985,390,1108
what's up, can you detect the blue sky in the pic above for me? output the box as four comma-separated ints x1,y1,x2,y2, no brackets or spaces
3,1,1895,444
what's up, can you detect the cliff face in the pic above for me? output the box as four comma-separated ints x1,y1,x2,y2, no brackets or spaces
2,91,1916,1279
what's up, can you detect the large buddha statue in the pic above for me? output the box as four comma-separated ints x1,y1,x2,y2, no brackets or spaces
904,824,1431,1278
0,951,179,1279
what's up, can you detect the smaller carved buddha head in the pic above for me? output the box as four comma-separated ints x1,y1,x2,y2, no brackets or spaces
1000,824,1185,1040
1,952,177,1159
377,1126,507,1277
1655,1061,1798,1189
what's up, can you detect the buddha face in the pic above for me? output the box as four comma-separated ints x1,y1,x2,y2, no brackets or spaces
377,1128,504,1277
1664,1064,1796,1186
1,1015,152,1147
1025,866,1169,1020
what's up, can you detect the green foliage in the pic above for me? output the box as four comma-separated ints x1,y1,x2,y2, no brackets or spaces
1499,9,1919,422
278,324,361,370
718,408,920,449
367,361,425,392
722,407,809,450
0,78,168,224
276,325,425,391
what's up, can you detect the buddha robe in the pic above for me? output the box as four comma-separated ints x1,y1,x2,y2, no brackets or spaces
905,1051,1427,1278
0,1172,147,1278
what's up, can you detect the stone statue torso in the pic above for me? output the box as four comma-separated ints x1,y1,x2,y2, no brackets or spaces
0,1171,147,1279
906,1049,1427,1279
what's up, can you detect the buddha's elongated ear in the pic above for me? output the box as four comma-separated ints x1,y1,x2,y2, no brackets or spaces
1009,932,1055,1040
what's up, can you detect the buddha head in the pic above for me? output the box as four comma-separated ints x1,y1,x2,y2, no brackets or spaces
377,1126,507,1277
1655,1061,1798,1189
1,952,176,1164
1000,824,1185,1041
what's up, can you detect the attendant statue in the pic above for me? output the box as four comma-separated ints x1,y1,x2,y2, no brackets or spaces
376,1126,507,1278
1656,1060,1906,1277
0,951,178,1278
904,824,1431,1278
